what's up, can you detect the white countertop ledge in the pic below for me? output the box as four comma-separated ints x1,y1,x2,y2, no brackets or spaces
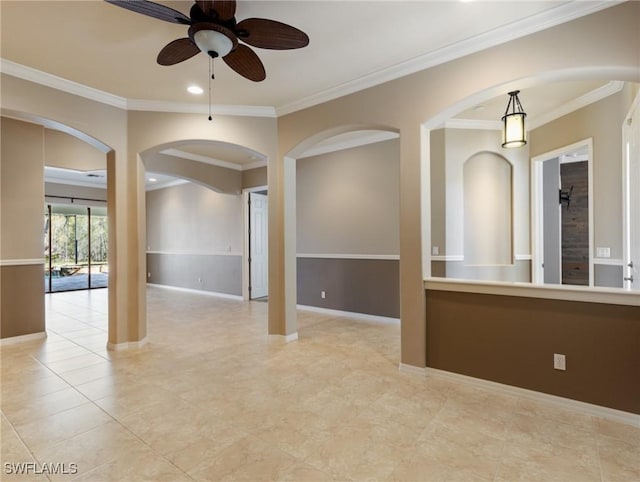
424,278,640,307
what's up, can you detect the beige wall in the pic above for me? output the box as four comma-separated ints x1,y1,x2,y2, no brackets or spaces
44,128,106,171
530,84,638,260
1,118,45,260
275,2,640,366
242,167,267,189
297,139,400,255
1,117,46,338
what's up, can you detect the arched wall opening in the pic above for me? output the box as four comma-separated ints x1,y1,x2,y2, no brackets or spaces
0,110,114,342
277,125,401,341
139,139,269,305
420,67,640,283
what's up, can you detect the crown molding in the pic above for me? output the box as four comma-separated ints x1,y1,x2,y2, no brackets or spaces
0,59,128,109
0,2,621,119
144,178,189,192
0,58,275,118
126,99,276,118
276,1,621,116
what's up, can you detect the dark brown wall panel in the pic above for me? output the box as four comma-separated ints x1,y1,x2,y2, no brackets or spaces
297,258,399,318
1,265,46,338
426,290,640,414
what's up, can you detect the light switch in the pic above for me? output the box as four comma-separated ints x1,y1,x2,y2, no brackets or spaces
596,247,610,258
432,246,439,256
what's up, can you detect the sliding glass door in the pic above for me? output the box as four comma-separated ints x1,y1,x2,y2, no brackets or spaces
44,204,108,293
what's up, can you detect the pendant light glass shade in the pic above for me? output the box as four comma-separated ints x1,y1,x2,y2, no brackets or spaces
501,90,527,148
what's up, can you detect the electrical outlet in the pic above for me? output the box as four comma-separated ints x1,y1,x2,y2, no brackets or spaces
321,291,326,299
147,272,151,278
553,353,566,371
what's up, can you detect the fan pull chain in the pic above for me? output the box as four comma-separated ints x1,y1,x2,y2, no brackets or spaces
208,57,213,121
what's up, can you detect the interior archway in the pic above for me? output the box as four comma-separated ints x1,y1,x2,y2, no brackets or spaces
277,125,401,341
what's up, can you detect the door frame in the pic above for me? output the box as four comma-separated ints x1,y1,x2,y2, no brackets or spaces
531,138,594,286
242,185,268,300
622,88,640,289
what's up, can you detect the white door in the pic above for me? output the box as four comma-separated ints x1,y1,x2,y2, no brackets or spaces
249,192,268,298
624,100,640,289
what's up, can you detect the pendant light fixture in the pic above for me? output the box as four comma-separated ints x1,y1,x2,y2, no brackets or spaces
501,90,527,148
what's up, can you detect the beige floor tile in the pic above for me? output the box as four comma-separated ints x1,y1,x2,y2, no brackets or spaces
2,288,637,482
597,434,640,482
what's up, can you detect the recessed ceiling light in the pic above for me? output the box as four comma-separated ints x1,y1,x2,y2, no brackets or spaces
148,177,157,182
187,85,203,95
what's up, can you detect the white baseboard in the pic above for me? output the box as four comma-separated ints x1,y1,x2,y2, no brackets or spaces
0,331,47,346
268,332,299,343
296,304,400,324
147,283,243,300
426,367,640,427
107,337,148,351
398,363,428,376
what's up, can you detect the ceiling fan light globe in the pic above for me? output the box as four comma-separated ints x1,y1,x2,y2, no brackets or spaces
193,29,233,57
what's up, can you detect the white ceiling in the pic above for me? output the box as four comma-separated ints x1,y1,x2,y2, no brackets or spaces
2,0,626,189
0,1,618,115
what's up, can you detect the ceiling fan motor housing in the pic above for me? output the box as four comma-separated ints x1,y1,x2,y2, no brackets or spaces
189,23,237,58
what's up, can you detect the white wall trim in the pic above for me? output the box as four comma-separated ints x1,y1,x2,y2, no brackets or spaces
0,259,45,266
298,131,399,159
0,59,128,109
127,99,276,118
0,59,276,117
276,2,618,116
431,255,464,262
426,367,640,427
146,251,242,257
106,337,148,351
146,283,243,300
268,333,299,343
0,332,47,346
297,304,400,324
296,253,399,260
398,363,428,376
424,277,640,307
431,254,531,262
593,258,625,266
529,81,625,130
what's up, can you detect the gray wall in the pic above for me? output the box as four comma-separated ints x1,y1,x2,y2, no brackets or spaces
430,127,530,282
297,138,400,317
146,182,243,296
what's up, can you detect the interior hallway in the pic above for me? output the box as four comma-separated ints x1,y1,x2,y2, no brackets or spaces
1,287,638,481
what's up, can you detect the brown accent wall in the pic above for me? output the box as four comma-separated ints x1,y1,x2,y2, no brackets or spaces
426,290,640,414
1,265,46,338
298,258,399,318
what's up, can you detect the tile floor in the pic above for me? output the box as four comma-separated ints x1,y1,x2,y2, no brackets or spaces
1,287,639,481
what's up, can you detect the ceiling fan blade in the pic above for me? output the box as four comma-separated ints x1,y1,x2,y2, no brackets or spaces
105,0,190,25
213,0,236,22
235,18,309,50
223,45,266,82
157,38,200,65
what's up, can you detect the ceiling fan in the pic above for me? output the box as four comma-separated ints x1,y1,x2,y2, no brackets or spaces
105,0,309,82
